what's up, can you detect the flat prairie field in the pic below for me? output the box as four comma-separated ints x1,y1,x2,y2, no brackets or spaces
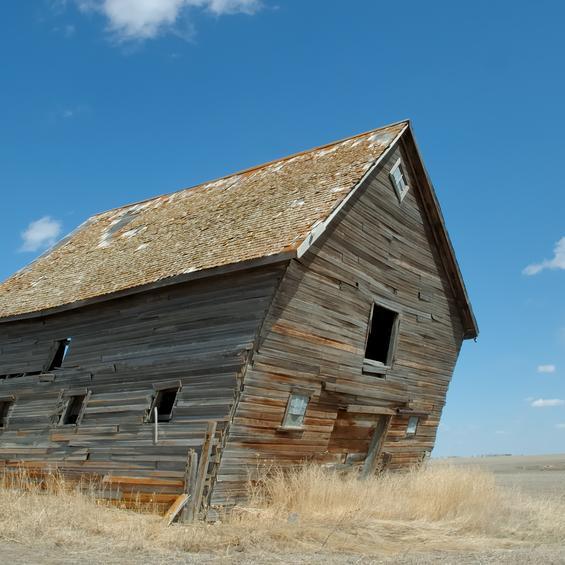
432,453,565,499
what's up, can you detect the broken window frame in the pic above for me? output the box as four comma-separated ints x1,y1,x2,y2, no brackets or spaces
146,383,181,424
0,396,15,430
58,390,90,427
406,416,419,438
389,158,410,202
280,391,310,430
46,338,72,372
363,302,401,375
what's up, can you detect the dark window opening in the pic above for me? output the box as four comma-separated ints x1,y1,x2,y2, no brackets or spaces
48,338,71,371
149,388,179,423
364,304,398,365
0,401,13,428
61,394,86,426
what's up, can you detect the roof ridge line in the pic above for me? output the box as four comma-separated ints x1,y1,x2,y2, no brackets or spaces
92,119,410,218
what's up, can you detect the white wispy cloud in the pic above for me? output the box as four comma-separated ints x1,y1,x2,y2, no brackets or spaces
556,423,565,429
537,364,556,374
48,104,91,124
530,398,565,408
523,236,565,275
52,23,76,37
20,217,62,252
65,0,261,41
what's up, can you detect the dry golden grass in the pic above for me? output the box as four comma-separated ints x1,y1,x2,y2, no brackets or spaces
248,464,565,538
0,464,564,561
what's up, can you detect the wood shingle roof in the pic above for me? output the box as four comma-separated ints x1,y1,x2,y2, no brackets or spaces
0,122,408,320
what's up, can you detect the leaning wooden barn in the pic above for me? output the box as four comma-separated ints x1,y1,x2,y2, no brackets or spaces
0,120,477,520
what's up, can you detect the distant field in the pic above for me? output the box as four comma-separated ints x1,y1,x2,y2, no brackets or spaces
433,453,565,499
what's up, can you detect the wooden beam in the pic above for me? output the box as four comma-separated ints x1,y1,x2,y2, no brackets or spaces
361,416,392,478
164,493,190,526
347,405,396,416
185,421,216,522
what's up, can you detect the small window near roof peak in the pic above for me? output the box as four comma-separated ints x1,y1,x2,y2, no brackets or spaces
389,158,409,202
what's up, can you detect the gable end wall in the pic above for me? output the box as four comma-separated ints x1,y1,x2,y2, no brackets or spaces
215,139,466,506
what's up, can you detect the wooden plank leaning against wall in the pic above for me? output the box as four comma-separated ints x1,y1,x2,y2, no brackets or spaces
213,138,465,510
0,264,285,514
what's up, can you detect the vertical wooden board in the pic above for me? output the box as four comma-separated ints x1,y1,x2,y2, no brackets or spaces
181,449,199,523
190,421,216,519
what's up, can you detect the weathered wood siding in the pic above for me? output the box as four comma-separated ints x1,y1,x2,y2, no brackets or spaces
0,265,284,512
215,141,465,505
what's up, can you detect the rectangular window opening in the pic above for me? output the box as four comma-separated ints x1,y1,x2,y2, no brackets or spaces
389,158,409,201
48,338,72,371
149,387,179,423
61,394,86,426
282,393,309,429
0,400,13,428
406,416,419,437
364,304,399,366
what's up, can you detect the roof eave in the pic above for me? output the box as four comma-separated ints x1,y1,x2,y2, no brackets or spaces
0,250,294,324
401,124,479,340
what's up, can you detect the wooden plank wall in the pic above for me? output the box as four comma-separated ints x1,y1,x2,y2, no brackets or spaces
214,142,465,507
0,264,284,513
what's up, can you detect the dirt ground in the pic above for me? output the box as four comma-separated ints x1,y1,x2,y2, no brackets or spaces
1,541,564,564
2,454,564,564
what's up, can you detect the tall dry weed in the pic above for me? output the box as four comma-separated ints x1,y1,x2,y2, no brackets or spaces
250,464,500,524
247,463,565,541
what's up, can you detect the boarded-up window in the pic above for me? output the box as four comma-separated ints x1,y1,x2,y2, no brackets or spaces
406,416,419,437
48,338,71,371
148,387,179,423
282,393,309,428
0,400,13,428
60,394,87,426
364,304,399,366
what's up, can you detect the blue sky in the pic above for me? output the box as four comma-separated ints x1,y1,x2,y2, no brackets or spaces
0,1,563,456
